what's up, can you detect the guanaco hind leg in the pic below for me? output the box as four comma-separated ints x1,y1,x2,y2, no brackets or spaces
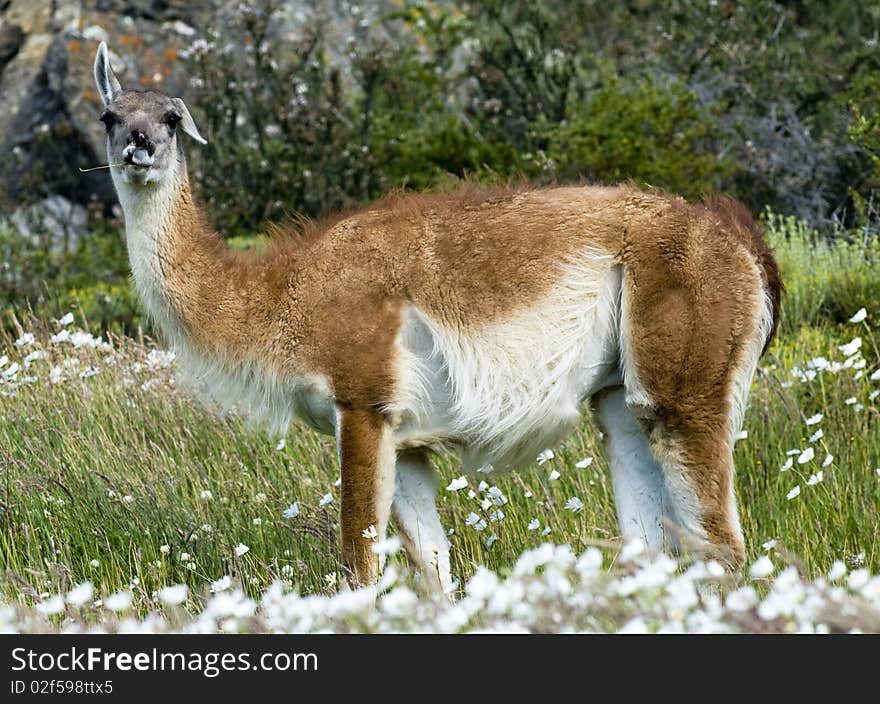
592,386,672,552
336,408,396,587
616,220,769,566
392,450,453,594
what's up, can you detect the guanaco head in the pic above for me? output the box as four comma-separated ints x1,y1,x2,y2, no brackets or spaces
93,42,206,186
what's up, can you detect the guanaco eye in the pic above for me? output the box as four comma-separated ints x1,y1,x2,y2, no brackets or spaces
165,112,182,128
99,111,117,131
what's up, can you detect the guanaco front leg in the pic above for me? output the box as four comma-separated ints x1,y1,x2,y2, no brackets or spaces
337,407,397,588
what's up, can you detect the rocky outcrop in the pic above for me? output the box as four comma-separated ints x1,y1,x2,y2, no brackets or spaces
0,0,216,213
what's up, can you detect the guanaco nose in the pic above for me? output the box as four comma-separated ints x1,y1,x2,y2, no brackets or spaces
128,130,155,155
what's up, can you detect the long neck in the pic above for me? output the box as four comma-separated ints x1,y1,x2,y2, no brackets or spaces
114,161,274,361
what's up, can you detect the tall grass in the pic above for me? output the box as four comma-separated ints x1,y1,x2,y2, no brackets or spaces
0,216,878,614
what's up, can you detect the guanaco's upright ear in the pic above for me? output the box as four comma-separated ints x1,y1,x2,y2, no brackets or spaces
94,41,123,107
171,97,208,145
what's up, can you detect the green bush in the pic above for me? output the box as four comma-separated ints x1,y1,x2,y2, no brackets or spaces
542,77,730,195
765,209,880,337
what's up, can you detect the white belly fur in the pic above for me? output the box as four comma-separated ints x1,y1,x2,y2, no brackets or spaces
185,251,622,469
391,252,622,471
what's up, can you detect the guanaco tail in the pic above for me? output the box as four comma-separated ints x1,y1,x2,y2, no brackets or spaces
93,42,781,591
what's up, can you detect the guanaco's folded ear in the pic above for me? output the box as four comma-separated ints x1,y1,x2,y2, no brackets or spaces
171,97,208,145
94,41,123,107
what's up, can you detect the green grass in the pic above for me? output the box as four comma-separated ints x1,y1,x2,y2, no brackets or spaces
0,217,878,612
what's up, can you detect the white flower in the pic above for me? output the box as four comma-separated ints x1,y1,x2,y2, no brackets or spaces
234,543,250,557
477,480,489,492
527,518,540,531
318,493,333,507
871,369,880,381
486,486,507,506
15,332,35,347
844,396,857,405
275,438,285,450
838,337,862,357
465,512,487,532
564,496,584,512
158,584,188,605
849,308,867,323
485,533,498,548
762,539,778,550
822,454,834,467
252,517,262,526
104,591,132,612
283,502,300,519
66,582,94,607
523,489,533,498
849,569,870,590
786,485,801,500
23,350,44,366
749,556,774,579
548,470,561,481
49,365,63,384
58,312,74,326
541,526,551,536
806,471,823,486
36,595,65,616
575,457,593,469
780,457,793,472
200,490,213,501
159,544,170,554
446,476,468,491
210,576,232,593
805,413,823,426
489,509,505,522
726,585,758,612
808,429,824,442
179,552,190,562
735,430,748,441
828,561,847,582
255,493,267,503
361,524,378,540
536,449,555,465
89,559,100,568
797,447,815,464
121,495,133,504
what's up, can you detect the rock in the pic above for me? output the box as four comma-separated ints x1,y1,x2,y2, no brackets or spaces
0,22,24,69
7,194,88,250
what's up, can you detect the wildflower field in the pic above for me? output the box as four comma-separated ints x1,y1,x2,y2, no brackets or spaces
0,214,878,633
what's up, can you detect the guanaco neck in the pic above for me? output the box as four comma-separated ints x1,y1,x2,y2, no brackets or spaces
113,156,279,362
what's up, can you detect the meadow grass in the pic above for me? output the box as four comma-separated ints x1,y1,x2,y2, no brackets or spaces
0,217,878,616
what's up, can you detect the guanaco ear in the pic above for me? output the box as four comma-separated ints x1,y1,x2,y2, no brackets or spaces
94,41,123,107
171,97,207,145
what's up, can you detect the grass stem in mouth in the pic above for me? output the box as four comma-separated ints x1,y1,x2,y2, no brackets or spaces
78,163,126,173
